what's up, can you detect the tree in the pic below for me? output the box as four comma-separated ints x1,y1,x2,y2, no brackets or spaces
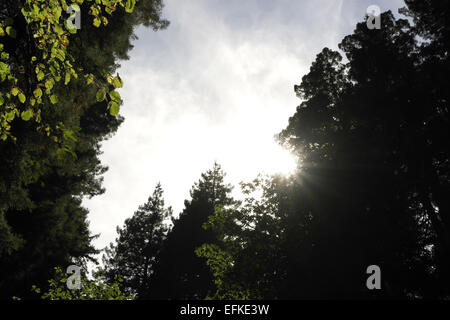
196,175,294,299
202,6,450,299
28,266,131,300
0,0,169,144
279,13,428,298
399,0,450,296
146,163,235,299
102,183,172,297
0,0,169,299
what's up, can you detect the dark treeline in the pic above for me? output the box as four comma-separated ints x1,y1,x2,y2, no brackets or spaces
1,0,449,299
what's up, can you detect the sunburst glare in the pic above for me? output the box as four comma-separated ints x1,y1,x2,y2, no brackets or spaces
259,143,297,176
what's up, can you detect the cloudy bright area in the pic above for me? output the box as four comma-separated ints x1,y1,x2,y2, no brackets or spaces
83,0,405,256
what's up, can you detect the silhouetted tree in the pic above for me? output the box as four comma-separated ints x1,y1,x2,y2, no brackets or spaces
102,183,172,297
400,0,450,296
146,163,234,299
196,175,294,299
281,12,430,298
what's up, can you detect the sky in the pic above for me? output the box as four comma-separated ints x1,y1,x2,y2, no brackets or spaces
83,0,406,259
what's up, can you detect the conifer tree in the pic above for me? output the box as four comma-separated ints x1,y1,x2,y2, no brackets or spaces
146,163,234,299
102,183,172,297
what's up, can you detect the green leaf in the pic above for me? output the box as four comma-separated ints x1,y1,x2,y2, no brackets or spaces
6,26,16,38
125,0,136,13
109,90,121,102
11,87,19,96
96,90,106,102
65,20,78,34
37,71,45,81
50,95,58,104
63,130,77,142
18,93,26,103
60,146,77,159
86,74,94,85
33,88,43,98
64,72,70,85
6,111,15,122
93,17,101,28
108,101,120,116
45,79,54,91
21,109,33,121
112,76,123,88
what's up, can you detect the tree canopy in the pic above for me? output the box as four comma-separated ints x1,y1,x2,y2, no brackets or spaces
102,183,172,297
0,0,168,299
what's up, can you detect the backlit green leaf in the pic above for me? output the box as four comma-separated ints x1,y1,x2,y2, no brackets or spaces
108,101,120,116
34,88,43,98
6,26,16,38
96,90,106,102
18,93,26,103
50,95,58,104
93,17,101,28
64,72,70,85
37,71,45,81
125,0,136,13
21,109,33,121
109,90,121,102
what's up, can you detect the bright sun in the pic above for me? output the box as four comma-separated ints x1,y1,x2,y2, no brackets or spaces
259,143,297,176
